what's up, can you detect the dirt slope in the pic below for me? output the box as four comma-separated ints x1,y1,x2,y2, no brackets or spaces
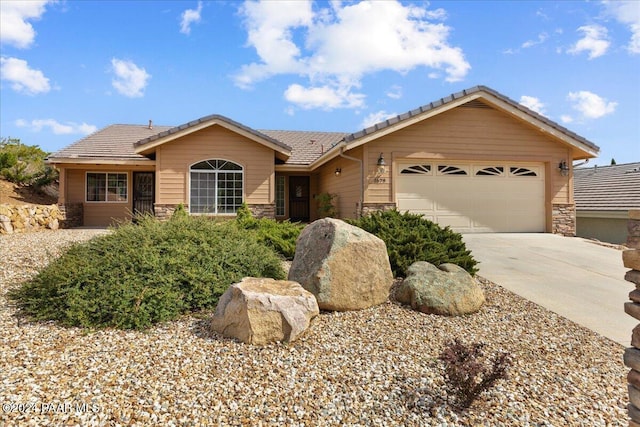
0,178,58,206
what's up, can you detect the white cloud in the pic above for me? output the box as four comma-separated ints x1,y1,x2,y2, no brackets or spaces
567,24,610,59
0,0,51,49
560,115,573,124
16,118,97,135
110,58,151,98
519,95,547,116
602,0,640,54
360,110,398,129
386,85,402,99
284,83,365,110
0,56,50,95
235,0,469,110
521,32,548,49
567,90,617,119
180,1,203,35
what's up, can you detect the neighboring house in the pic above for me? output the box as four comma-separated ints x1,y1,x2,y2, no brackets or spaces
47,85,599,235
574,162,640,244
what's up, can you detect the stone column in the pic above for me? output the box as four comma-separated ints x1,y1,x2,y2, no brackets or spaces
623,210,640,427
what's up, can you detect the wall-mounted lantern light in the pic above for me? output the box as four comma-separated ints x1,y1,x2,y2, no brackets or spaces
374,153,387,183
558,160,569,176
377,153,386,175
335,168,341,176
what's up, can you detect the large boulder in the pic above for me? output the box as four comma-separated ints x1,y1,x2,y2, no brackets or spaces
211,277,319,345
396,261,485,316
288,218,393,311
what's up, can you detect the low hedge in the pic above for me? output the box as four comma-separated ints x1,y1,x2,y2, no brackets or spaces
8,214,285,330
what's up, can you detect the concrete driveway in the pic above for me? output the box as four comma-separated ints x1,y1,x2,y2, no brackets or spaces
462,233,635,347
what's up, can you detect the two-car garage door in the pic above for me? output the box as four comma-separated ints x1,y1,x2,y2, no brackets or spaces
396,161,545,233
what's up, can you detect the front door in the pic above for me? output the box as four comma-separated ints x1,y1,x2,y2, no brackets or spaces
133,172,155,216
289,176,310,222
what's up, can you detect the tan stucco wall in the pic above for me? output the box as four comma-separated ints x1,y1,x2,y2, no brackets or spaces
155,125,274,207
317,146,363,219
61,164,154,226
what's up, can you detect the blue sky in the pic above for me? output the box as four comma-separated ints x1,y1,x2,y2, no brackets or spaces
1,0,639,166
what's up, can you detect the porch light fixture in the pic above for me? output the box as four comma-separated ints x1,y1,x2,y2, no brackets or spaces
335,168,342,176
558,160,569,176
377,153,386,175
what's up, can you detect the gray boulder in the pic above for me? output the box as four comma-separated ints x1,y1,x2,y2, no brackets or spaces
211,277,319,345
288,218,393,311
396,261,485,316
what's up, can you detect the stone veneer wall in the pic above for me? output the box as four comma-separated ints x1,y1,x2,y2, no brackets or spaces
552,203,576,236
623,210,640,427
0,203,64,234
361,203,396,217
154,203,275,220
247,203,275,219
58,202,83,228
154,204,179,221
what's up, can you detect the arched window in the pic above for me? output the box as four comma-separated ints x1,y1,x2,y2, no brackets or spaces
190,159,243,214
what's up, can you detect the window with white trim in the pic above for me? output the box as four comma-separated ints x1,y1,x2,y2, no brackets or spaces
509,167,538,177
437,165,468,175
275,175,285,216
86,172,127,202
400,164,432,174
190,160,243,214
475,166,505,176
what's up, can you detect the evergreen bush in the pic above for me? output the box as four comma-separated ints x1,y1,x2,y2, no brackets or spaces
234,203,302,260
347,209,478,277
8,215,285,330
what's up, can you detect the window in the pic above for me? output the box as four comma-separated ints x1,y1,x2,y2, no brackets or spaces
509,167,538,177
400,164,432,174
475,166,504,176
86,172,127,202
190,159,243,214
275,175,285,216
437,165,468,175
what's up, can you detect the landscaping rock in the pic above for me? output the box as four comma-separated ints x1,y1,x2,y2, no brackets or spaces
288,218,393,311
396,261,485,316
210,277,319,345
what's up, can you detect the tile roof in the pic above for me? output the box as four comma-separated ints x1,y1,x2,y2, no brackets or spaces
343,85,600,154
48,124,172,160
574,162,640,211
49,86,600,166
259,130,347,165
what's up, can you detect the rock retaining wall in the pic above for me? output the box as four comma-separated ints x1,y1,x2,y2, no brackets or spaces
0,204,62,234
623,210,640,427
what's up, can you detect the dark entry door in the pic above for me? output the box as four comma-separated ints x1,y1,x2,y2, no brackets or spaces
289,176,310,222
133,172,154,215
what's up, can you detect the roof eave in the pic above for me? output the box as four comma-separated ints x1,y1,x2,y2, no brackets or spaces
308,141,347,170
46,157,156,166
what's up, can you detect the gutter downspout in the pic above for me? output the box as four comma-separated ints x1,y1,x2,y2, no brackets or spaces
338,146,364,217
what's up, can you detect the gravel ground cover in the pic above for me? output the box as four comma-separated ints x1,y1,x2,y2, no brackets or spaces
0,229,629,426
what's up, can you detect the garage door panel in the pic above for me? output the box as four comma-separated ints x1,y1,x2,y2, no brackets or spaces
397,198,435,211
396,161,545,233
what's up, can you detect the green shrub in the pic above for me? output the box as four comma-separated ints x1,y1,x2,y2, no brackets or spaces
347,209,478,277
0,137,57,186
8,215,285,330
316,192,338,218
234,203,302,260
